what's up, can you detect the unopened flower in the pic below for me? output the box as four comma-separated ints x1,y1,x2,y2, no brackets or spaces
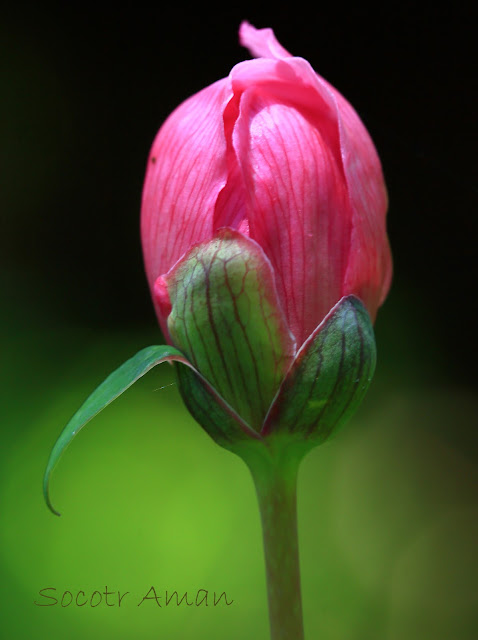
140,22,391,441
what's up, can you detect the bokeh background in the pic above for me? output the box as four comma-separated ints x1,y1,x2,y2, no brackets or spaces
2,3,477,639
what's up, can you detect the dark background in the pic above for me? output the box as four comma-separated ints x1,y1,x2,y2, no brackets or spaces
2,2,477,383
2,4,478,640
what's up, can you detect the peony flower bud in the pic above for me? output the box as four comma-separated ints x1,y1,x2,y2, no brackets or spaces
140,22,391,445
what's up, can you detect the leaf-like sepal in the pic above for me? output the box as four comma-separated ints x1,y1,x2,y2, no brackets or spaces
263,296,376,442
163,228,295,431
44,345,190,515
174,364,262,449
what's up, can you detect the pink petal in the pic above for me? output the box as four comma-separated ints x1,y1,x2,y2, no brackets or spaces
212,92,248,231
234,93,351,348
239,22,392,323
230,58,352,347
141,78,232,333
334,92,392,317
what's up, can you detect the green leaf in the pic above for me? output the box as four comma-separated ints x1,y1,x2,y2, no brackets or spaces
43,345,188,516
263,296,376,443
164,228,295,431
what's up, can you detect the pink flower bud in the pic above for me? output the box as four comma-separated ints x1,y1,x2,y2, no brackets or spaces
141,22,392,349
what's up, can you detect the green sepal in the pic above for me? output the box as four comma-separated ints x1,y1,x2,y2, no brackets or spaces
263,296,376,443
174,364,262,450
43,345,189,516
164,228,295,431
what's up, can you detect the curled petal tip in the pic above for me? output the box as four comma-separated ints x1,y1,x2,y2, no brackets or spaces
238,21,291,60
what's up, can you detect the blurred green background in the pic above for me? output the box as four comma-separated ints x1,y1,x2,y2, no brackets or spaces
2,4,477,639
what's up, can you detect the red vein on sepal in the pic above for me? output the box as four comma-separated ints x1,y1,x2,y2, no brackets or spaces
304,300,349,437
167,228,295,432
225,255,266,413
261,296,348,435
205,246,241,407
261,296,373,440
180,353,262,441
321,300,370,436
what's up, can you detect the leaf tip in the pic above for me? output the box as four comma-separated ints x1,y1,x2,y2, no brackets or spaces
43,472,61,517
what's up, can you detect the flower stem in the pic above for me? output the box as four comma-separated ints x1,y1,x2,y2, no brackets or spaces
244,444,306,640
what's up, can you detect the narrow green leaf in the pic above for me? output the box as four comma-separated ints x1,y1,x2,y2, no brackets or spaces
43,345,188,516
263,296,376,442
165,228,295,431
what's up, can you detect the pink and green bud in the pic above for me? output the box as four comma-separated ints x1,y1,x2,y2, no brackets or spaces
141,22,391,447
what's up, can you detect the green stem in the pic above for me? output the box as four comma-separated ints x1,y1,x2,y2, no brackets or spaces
243,443,306,640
